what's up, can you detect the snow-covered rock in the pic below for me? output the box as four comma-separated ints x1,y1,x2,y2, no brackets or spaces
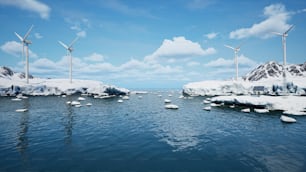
165,104,179,109
241,108,251,113
254,108,269,113
0,66,129,96
280,115,297,123
16,109,28,112
164,99,171,103
203,106,211,111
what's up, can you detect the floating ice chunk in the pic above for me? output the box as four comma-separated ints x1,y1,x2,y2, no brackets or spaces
203,100,210,104
100,95,116,99
86,103,92,106
71,101,81,106
203,106,211,111
168,94,172,97
210,103,221,107
122,96,129,100
164,99,171,103
16,109,28,112
17,94,28,99
11,98,22,101
254,108,269,113
165,104,179,109
74,104,82,108
179,95,184,99
66,101,71,104
280,115,296,123
62,95,66,98
229,105,235,108
118,99,123,103
241,108,251,113
94,95,100,99
78,97,86,101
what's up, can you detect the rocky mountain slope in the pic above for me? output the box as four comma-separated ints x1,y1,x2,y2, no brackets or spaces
244,61,306,81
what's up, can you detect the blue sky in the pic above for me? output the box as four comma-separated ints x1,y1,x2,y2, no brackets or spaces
0,0,305,88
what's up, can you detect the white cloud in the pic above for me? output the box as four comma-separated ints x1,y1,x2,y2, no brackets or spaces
205,32,218,39
187,61,200,67
0,41,38,58
230,3,292,39
204,55,258,68
145,36,216,62
65,17,90,38
34,33,43,39
77,31,86,38
205,57,233,67
84,53,105,62
0,0,51,19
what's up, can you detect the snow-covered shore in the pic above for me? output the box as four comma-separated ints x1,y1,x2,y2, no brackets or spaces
0,77,129,96
0,67,129,96
211,95,306,115
183,77,306,96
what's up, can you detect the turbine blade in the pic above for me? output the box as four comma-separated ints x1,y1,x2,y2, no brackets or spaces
58,41,69,50
236,42,245,49
271,32,282,36
24,25,34,40
224,44,235,50
284,25,294,34
69,37,79,48
15,32,24,42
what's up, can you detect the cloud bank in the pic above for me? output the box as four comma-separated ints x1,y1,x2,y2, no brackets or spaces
0,0,51,19
230,3,292,39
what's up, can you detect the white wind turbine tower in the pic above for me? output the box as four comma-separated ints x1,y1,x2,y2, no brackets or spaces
271,25,294,91
224,44,243,81
15,25,34,84
58,37,79,84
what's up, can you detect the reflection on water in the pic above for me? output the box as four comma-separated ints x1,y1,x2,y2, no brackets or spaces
63,96,74,145
16,98,30,169
0,93,305,172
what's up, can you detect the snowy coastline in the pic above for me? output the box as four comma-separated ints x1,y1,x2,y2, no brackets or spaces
0,67,129,96
211,95,306,115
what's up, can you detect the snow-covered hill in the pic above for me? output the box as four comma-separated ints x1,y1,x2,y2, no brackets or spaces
0,66,129,96
244,61,306,81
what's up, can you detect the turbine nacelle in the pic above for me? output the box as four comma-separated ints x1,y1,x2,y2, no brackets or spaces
271,25,294,38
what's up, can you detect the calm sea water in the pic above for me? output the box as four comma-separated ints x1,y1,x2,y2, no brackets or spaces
0,91,306,172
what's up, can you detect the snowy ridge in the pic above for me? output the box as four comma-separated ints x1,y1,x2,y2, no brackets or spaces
0,66,129,96
244,61,306,81
0,66,34,80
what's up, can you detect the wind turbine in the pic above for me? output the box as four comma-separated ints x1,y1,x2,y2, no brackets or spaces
15,25,34,84
271,25,294,87
58,37,79,84
224,44,243,81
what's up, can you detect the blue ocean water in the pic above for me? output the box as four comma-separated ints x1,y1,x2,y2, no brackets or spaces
0,91,306,172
